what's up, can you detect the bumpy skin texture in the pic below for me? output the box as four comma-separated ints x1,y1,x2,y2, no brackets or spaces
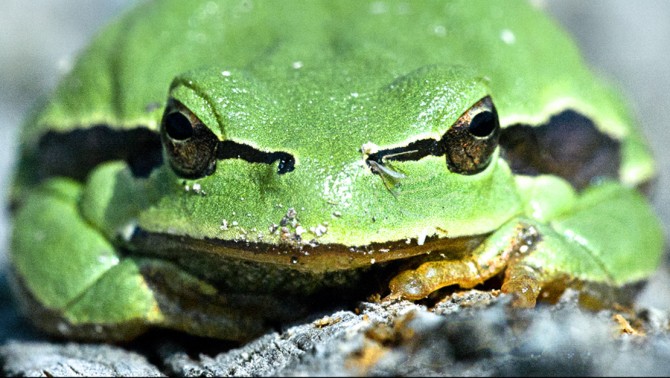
10,0,664,340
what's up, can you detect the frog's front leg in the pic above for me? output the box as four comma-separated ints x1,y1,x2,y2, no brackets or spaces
388,220,543,304
388,182,663,307
10,174,293,341
10,177,160,339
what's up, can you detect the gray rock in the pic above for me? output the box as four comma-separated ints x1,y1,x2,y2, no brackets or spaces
3,271,670,376
0,341,163,377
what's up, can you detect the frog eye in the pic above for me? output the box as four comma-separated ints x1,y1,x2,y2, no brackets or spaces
364,96,499,176
160,99,219,178
440,96,500,174
161,99,296,179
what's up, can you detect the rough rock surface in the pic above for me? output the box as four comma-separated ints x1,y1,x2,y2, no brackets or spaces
0,342,164,377
2,266,670,377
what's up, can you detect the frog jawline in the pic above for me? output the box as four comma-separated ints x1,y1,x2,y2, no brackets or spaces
128,227,488,274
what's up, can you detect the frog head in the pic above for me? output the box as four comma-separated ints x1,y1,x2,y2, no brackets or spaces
127,64,521,271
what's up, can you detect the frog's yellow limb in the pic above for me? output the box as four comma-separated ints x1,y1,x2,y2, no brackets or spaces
387,195,644,307
388,258,490,300
388,221,541,301
500,264,543,308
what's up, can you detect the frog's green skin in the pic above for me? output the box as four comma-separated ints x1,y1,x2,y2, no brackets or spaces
10,0,663,341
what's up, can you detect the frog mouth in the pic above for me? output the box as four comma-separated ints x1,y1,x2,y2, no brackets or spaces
127,226,488,274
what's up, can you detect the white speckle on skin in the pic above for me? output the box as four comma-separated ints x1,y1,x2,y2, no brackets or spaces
310,224,328,237
433,25,446,37
369,1,388,14
360,141,379,156
530,201,545,221
118,221,138,242
417,229,428,246
501,29,516,44
322,164,356,208
563,229,589,248
97,254,120,266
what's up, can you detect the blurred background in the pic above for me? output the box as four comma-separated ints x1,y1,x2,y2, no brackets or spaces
0,0,668,307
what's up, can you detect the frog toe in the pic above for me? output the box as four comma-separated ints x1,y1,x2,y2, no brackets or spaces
388,258,489,300
500,263,544,308
388,269,431,300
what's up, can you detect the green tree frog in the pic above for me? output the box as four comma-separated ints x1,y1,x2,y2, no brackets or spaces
9,0,664,341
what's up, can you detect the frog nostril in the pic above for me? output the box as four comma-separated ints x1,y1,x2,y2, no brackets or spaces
165,111,194,140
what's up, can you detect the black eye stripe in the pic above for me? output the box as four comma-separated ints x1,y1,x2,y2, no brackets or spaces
161,98,295,179
217,140,295,174
366,139,441,165
365,96,500,176
499,110,620,191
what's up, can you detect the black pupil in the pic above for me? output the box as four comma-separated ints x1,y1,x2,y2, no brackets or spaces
165,112,194,140
469,111,496,137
